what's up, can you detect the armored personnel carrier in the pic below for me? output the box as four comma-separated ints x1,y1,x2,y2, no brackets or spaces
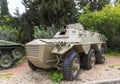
26,23,106,81
0,40,25,69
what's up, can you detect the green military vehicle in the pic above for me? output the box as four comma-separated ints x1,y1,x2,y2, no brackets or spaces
26,23,106,81
0,40,25,69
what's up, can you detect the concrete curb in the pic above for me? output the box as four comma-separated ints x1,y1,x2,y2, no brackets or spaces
85,78,120,84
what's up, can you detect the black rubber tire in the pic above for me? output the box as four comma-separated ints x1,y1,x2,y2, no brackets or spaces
63,51,80,81
80,54,86,68
28,60,38,71
95,48,105,64
83,49,95,70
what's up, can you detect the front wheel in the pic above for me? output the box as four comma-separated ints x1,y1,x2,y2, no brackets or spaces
63,51,80,81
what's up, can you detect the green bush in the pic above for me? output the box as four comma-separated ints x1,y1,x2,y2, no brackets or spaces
51,71,63,83
0,26,19,42
34,25,57,39
79,4,120,50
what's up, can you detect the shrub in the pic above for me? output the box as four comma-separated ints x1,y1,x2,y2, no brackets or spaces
51,71,63,83
0,26,19,42
34,25,57,39
79,4,120,50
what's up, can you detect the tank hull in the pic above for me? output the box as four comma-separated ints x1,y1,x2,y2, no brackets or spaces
0,40,25,69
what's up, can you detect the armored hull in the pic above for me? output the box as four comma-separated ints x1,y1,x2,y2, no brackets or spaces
26,23,106,80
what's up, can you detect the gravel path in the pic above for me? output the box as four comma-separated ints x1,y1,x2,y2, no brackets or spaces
0,57,120,84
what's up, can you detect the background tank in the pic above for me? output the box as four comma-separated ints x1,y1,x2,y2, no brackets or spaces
26,23,106,81
0,40,25,69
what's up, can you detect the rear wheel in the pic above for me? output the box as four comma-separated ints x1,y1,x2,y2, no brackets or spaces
83,49,96,70
63,51,80,81
95,48,105,64
28,60,38,71
0,55,13,69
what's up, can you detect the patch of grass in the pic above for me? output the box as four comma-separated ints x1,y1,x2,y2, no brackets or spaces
50,71,64,84
108,64,120,68
106,52,120,57
0,73,13,78
106,49,120,57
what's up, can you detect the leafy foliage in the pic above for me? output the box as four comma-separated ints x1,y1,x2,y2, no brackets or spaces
0,0,9,16
0,26,19,42
77,0,110,11
34,25,57,39
0,15,11,26
79,4,120,50
18,19,34,43
116,0,120,3
51,71,63,83
22,0,77,27
0,1,19,42
12,0,78,43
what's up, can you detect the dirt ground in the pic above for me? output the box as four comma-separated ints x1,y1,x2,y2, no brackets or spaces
0,57,120,84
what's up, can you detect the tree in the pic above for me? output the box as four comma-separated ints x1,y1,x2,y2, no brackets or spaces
116,0,120,3
0,0,9,15
14,7,20,17
22,0,77,27
79,4,120,50
0,0,10,26
77,0,111,11
15,0,78,43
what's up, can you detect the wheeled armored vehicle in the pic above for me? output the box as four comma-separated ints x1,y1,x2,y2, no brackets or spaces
26,23,106,81
0,40,25,69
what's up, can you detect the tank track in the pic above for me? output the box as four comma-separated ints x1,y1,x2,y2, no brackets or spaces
0,45,25,70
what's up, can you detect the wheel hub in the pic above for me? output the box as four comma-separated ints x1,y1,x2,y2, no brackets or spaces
91,53,95,67
0,55,13,68
4,59,8,63
71,57,80,76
